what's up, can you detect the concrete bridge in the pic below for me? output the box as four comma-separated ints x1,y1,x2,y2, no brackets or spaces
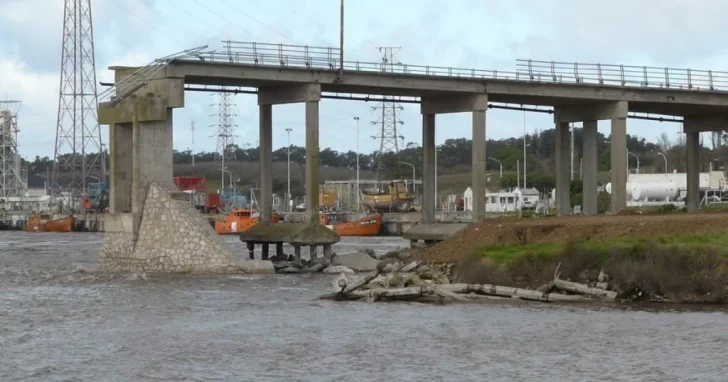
96,41,728,271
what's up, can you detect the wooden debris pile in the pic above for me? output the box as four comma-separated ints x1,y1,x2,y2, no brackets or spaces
320,261,618,304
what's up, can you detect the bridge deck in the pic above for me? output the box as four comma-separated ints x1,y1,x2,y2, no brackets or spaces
146,41,728,117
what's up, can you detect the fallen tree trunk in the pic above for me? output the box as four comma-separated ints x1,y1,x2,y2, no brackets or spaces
553,279,618,300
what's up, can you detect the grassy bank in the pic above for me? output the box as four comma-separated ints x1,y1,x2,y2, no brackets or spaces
456,232,728,303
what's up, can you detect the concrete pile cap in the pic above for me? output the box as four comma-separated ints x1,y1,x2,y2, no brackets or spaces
403,223,469,241
239,223,340,245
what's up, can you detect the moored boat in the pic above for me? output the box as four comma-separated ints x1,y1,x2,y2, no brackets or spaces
361,180,415,213
215,208,280,235
25,214,76,233
321,212,383,236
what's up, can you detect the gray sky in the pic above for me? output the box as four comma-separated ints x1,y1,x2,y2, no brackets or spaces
1,0,727,159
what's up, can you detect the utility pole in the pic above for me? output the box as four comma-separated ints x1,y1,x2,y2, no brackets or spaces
354,117,360,211
191,119,195,167
339,0,344,81
53,0,103,212
523,109,527,189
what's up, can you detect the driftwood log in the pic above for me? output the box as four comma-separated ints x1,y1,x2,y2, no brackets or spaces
552,279,618,300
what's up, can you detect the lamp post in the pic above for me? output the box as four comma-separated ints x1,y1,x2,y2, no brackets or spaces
656,152,668,173
285,128,292,212
523,109,528,188
398,161,415,193
353,117,360,211
221,167,233,189
488,157,503,178
627,151,640,173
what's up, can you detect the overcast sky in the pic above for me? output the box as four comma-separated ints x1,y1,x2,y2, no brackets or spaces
1,0,726,160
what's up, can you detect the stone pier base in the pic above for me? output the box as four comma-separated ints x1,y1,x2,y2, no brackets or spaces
100,182,274,274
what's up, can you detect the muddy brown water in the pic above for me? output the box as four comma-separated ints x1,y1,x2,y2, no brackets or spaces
2,232,728,381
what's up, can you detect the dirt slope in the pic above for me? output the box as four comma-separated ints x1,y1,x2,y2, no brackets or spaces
421,212,728,263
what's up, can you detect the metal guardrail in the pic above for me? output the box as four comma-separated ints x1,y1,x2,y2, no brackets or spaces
99,45,209,104
169,41,728,92
516,60,728,91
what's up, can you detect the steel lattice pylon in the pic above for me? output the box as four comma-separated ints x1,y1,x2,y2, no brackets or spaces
212,90,237,161
52,0,103,210
371,47,405,176
0,101,27,199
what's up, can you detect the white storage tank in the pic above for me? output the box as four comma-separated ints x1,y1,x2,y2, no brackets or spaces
630,183,678,201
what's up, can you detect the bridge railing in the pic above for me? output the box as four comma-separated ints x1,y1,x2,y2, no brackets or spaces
180,41,728,92
516,60,728,91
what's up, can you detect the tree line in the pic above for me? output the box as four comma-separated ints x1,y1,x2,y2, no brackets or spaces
27,127,728,182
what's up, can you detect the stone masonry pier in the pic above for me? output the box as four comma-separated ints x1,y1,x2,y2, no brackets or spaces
97,71,273,274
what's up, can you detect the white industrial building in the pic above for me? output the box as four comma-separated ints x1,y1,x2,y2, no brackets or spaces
463,187,542,212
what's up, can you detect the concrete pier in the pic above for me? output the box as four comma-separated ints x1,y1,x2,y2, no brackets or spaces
421,113,436,224
259,104,273,223
97,72,272,274
555,101,628,215
582,120,598,215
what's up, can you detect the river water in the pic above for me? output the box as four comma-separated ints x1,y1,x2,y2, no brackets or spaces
2,232,728,381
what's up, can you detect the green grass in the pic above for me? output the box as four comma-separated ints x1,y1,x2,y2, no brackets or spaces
471,232,728,265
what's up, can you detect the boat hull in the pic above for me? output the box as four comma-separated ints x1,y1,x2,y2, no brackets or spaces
325,214,383,236
25,215,76,233
215,212,280,235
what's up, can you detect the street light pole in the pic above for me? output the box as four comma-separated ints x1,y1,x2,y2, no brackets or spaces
627,151,640,173
523,110,528,188
285,128,292,212
488,157,503,178
657,152,668,173
353,117,360,211
398,161,415,193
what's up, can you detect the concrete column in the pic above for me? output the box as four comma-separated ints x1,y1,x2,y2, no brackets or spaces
610,117,627,214
582,120,598,215
686,131,701,212
259,104,273,223
131,102,141,214
471,110,486,220
555,122,571,215
108,122,132,213
305,100,320,224
422,113,436,224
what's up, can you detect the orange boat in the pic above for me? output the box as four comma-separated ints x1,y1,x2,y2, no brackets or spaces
215,208,280,235
26,214,76,233
321,212,383,236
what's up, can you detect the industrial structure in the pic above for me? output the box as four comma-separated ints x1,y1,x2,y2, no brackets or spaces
0,101,27,199
52,0,104,210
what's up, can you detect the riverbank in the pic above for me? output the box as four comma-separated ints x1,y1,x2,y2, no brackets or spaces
417,212,728,304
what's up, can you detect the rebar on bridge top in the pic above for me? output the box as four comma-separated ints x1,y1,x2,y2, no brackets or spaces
53,0,104,208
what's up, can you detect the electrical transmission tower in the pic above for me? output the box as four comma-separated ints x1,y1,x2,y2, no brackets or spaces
371,46,405,155
210,90,237,188
52,0,103,210
0,101,27,199
371,47,405,179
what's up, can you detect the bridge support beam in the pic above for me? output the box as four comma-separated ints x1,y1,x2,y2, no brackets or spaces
422,113,436,224
422,94,488,221
259,104,273,223
554,122,571,216
682,114,728,212
582,120,599,215
556,101,628,215
258,84,322,224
